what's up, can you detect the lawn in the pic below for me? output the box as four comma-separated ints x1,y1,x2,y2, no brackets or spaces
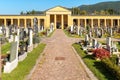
63,29,81,38
48,30,55,37
1,43,11,55
72,43,116,80
2,43,46,80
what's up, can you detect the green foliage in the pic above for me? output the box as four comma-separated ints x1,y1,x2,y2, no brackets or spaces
79,1,120,15
63,29,80,38
2,43,46,80
1,43,11,55
20,10,45,15
33,34,40,44
48,30,55,37
101,58,120,80
72,7,87,15
73,43,116,80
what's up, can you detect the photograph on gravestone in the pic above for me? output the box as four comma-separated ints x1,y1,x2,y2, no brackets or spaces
9,42,17,62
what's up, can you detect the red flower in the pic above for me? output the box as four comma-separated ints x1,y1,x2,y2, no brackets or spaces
93,48,110,59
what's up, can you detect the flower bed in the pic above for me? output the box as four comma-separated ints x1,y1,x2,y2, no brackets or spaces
93,48,110,60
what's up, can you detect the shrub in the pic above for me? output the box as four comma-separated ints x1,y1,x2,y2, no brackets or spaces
101,58,120,80
33,34,40,44
93,48,110,59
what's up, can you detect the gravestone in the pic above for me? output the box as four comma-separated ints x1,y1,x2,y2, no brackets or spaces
27,28,33,52
50,23,54,33
117,56,120,66
77,26,80,35
4,38,19,73
33,18,38,33
29,29,33,46
9,35,13,42
9,25,12,35
0,27,2,34
70,25,73,33
110,28,112,36
5,27,9,38
20,29,24,40
92,39,97,49
89,31,92,38
80,27,83,36
9,42,17,62
84,34,89,47
106,37,112,54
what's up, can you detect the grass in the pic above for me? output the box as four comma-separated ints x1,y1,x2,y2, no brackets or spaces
1,43,11,55
72,43,115,80
2,43,46,80
48,30,55,37
63,29,81,38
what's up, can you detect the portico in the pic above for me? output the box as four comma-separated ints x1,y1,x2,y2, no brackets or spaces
0,6,120,29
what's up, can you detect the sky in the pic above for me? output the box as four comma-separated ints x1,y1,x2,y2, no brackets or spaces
0,0,119,14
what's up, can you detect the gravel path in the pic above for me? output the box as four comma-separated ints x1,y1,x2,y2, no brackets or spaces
30,29,91,80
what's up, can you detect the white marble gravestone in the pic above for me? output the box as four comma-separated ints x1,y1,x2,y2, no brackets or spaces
50,23,54,33
28,29,33,52
77,26,80,35
70,25,73,32
5,27,9,38
4,36,19,73
0,27,2,34
85,34,89,41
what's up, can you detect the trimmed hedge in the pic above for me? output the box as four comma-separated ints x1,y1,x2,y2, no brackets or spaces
101,58,120,80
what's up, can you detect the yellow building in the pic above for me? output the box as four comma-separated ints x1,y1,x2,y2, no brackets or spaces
0,6,120,29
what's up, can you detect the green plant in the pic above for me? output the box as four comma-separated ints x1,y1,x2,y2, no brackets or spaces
1,43,11,54
33,34,40,44
93,48,110,59
101,58,120,80
73,43,116,80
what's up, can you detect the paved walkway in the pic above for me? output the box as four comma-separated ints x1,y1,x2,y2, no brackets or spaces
30,29,91,80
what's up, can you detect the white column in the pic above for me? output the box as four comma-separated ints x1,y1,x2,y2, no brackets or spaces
18,19,20,27
11,19,13,25
91,19,93,28
24,19,26,28
111,19,113,27
78,19,80,26
98,19,100,27
38,19,40,27
61,15,63,29
85,19,86,28
118,19,119,27
54,15,56,29
104,19,106,27
31,19,33,28
4,19,6,27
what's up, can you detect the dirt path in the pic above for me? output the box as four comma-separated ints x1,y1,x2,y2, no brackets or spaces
30,29,91,80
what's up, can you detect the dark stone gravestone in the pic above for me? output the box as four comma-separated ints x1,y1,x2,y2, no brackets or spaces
33,18,38,33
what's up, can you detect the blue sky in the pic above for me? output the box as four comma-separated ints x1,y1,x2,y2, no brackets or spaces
0,0,119,14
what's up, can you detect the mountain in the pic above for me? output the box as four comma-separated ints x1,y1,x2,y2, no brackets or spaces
78,1,120,13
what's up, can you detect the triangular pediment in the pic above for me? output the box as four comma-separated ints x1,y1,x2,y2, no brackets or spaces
46,6,71,12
